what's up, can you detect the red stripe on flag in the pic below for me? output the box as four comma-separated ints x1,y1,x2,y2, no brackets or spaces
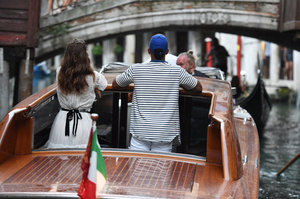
78,127,94,199
83,178,96,199
78,121,106,199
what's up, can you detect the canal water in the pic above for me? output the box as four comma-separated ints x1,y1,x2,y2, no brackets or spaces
259,101,300,199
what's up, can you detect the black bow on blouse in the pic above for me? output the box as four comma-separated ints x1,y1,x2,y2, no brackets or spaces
62,108,83,136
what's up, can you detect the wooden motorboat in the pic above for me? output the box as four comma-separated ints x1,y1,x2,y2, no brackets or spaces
0,74,259,198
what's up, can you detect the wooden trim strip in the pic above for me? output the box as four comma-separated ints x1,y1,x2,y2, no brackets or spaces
0,108,27,145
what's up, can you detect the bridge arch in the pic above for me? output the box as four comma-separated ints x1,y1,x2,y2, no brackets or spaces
37,0,299,60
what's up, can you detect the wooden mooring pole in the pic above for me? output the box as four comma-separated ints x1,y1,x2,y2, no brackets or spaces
0,48,10,120
18,48,34,102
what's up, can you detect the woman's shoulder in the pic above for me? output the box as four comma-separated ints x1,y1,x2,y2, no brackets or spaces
93,70,105,78
92,70,107,90
93,70,107,82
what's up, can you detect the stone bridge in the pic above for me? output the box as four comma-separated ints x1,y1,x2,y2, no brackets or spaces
37,0,300,60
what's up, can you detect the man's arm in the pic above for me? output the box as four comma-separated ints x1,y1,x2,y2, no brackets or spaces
191,80,202,93
181,80,202,96
179,68,202,93
112,78,131,90
112,78,120,88
112,66,134,90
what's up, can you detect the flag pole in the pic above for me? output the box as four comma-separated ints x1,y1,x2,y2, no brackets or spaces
91,113,99,123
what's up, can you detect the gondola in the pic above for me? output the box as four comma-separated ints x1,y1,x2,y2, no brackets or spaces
0,65,259,198
236,75,272,134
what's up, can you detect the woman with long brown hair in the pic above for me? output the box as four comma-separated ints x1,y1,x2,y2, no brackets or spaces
46,38,107,148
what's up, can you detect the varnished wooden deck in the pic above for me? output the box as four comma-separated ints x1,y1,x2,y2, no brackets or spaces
0,151,200,198
106,157,196,191
1,155,82,192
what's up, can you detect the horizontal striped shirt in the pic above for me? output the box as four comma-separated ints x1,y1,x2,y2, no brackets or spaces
116,61,197,142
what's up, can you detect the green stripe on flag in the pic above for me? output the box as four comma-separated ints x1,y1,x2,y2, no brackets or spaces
91,127,107,179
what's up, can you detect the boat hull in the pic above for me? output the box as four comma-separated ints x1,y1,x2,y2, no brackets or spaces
0,75,259,198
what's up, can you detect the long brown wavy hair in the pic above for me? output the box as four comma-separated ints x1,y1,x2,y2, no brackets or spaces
58,39,95,94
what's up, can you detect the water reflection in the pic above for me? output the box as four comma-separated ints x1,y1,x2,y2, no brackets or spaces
259,102,300,199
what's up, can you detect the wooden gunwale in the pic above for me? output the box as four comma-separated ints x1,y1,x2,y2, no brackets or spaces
0,84,57,140
0,84,57,163
232,116,259,198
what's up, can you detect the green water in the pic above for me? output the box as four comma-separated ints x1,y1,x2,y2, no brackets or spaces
259,102,300,199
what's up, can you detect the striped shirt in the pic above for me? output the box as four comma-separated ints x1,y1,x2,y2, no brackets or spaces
116,61,197,142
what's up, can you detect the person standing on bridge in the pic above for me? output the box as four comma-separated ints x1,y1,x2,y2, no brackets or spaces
46,38,107,149
112,33,202,152
205,37,229,79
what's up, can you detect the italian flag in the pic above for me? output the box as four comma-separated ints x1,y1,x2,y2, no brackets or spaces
78,122,107,199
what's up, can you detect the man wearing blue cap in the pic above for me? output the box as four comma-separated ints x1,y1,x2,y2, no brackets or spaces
112,33,202,152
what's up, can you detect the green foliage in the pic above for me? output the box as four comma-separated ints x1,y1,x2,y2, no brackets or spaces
49,23,71,36
114,44,123,54
276,87,291,98
277,87,291,96
92,44,103,55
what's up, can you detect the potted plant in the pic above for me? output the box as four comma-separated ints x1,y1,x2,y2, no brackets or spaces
92,44,102,68
92,44,102,56
114,44,123,54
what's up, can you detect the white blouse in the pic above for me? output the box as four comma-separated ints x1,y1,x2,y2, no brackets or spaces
56,67,107,110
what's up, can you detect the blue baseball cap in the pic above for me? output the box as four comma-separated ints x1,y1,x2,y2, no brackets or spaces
149,34,168,54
